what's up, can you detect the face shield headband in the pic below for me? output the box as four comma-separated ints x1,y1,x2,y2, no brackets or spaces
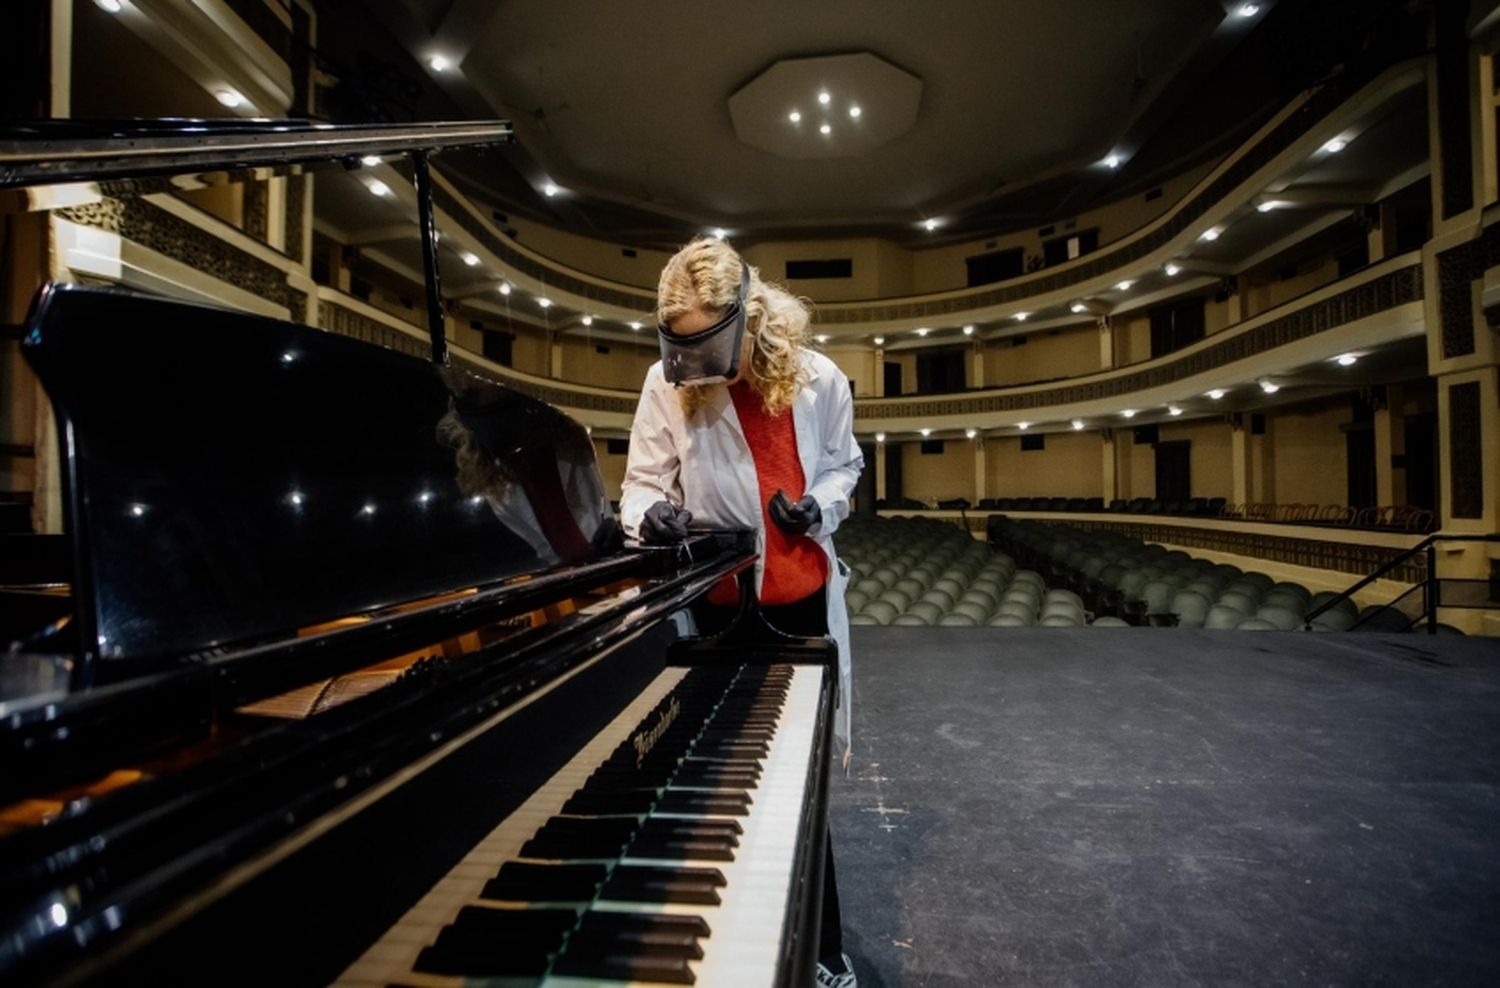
656,262,750,386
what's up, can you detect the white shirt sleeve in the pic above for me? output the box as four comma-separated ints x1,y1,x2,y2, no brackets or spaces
620,366,682,539
804,361,863,538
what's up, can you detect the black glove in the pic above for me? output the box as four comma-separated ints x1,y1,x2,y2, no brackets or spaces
768,489,820,536
641,500,693,544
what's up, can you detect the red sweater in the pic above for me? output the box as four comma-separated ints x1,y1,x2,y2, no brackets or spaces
708,382,828,606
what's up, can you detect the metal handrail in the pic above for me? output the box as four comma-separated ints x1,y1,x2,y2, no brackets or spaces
1302,532,1500,632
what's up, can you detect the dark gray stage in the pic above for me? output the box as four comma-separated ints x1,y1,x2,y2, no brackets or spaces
827,628,1500,987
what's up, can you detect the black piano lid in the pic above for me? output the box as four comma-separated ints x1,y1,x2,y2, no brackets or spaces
22,283,621,675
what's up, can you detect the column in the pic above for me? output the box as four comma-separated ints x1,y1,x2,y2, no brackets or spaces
874,441,888,502
1373,386,1405,507
1225,275,1245,325
968,341,985,389
548,331,564,379
1229,416,1252,507
972,435,987,504
873,345,886,396
1097,316,1114,370
1102,430,1124,504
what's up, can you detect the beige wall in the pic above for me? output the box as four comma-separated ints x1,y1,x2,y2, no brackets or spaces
559,335,655,391
594,438,627,503
825,346,878,396
1268,400,1351,505
501,213,671,292
742,238,914,302
1245,255,1341,317
1115,311,1153,365
902,439,975,503
987,432,1103,498
984,325,1101,386
1159,419,1234,500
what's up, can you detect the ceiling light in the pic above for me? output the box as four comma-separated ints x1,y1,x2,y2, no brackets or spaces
1336,353,1358,366
1168,405,1183,416
788,110,802,123
962,324,975,336
215,89,245,108
875,432,886,443
428,55,450,72
95,0,123,11
1256,200,1280,212
543,182,560,197
1164,262,1182,277
873,336,885,345
1200,227,1221,242
1070,302,1087,314
629,321,642,330
498,282,511,295
128,502,146,518
1323,138,1347,154
1017,422,1031,430
849,105,862,119
914,327,930,336
1014,312,1029,322
1237,3,1260,16
360,154,381,167
815,334,830,343
1115,280,1134,291
1104,154,1121,169
965,428,978,439
537,297,553,309
582,315,594,326
922,218,939,231
1121,409,1136,418
288,491,305,506
818,91,831,105
1071,419,1085,431
360,503,377,516
712,227,727,239
1207,388,1226,400
1260,380,1280,394
366,179,391,197
460,251,479,267
919,428,932,437
820,123,832,136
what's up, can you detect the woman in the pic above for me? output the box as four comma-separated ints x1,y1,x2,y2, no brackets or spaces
620,236,861,987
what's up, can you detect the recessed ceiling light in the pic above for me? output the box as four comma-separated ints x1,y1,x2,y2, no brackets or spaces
1165,262,1182,276
875,432,886,443
1336,353,1358,366
1014,312,1029,322
788,110,802,123
1017,422,1030,430
428,54,450,72
1168,405,1183,416
128,502,146,517
815,334,830,343
873,336,885,345
712,227,727,239
819,123,832,136
1104,154,1121,169
1071,419,1085,431
216,89,245,108
1121,409,1136,418
922,218,939,232
288,490,305,506
94,0,123,12
1070,302,1087,314
965,428,978,439
366,179,391,197
962,324,975,336
537,297,553,309
919,428,932,437
1115,280,1134,291
460,251,479,267
582,315,593,326
1206,388,1226,400
1256,200,1280,212
1260,380,1280,393
1237,3,1260,16
629,321,642,330
543,182,560,197
1200,227,1221,242
498,282,511,295
360,154,381,167
849,105,862,119
914,327,930,336
818,91,831,105
1323,138,1347,154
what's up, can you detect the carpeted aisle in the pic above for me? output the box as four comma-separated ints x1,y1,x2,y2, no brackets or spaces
826,627,1500,987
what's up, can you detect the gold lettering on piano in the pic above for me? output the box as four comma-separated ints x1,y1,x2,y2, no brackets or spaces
630,696,680,769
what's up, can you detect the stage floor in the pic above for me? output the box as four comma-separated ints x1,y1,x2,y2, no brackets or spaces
828,628,1500,987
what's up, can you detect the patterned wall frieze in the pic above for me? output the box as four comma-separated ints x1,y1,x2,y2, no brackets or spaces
1447,381,1483,519
58,196,301,313
1437,240,1481,359
285,174,306,263
243,180,269,244
856,264,1423,418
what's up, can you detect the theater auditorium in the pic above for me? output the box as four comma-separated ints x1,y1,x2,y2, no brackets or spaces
1,1,1498,985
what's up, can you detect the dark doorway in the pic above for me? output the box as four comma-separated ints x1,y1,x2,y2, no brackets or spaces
1149,298,1207,358
1346,427,1377,508
883,443,904,505
966,247,1025,287
854,442,877,515
883,361,903,397
1154,441,1191,501
1404,412,1438,511
916,349,966,393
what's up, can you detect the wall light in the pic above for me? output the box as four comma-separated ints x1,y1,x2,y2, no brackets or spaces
537,297,553,309
788,110,802,123
815,334,830,343
1323,138,1348,154
876,432,886,443
1121,409,1136,418
498,282,511,295
1017,422,1031,430
1115,280,1134,291
919,428,932,437
1259,380,1280,394
1200,227,1221,242
1206,388,1226,400
962,324,975,336
914,327,930,336
1014,312,1029,321
1336,353,1358,366
360,155,382,167
1071,419,1085,431
428,55,451,72
1165,262,1182,277
873,336,885,345
95,0,124,12
1168,405,1183,416
965,428,979,439
366,179,391,197
460,252,480,267
582,315,594,326
216,89,245,109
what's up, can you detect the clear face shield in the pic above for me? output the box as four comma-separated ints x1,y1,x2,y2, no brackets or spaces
656,262,750,386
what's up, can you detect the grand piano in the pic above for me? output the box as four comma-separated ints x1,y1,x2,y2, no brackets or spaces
0,124,836,987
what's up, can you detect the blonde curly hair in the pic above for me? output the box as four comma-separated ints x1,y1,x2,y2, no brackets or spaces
656,237,812,417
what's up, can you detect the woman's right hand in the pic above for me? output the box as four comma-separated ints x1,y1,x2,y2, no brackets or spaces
641,500,694,544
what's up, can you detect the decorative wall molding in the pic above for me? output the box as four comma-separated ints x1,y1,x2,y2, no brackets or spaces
855,263,1422,418
285,174,306,263
1438,240,1481,358
1448,380,1483,518
243,180,269,244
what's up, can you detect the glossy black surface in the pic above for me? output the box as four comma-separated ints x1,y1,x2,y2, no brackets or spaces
23,283,619,666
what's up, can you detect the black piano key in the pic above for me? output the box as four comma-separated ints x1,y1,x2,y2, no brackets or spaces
639,817,742,840
578,909,712,939
413,906,574,976
562,787,659,815
628,834,737,862
552,951,697,985
482,861,606,901
656,790,752,816
521,817,638,859
565,926,704,960
602,864,727,905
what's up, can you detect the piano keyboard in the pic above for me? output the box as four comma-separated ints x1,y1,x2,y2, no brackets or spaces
336,662,826,987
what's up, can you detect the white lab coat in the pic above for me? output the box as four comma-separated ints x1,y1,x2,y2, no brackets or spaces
620,350,863,760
